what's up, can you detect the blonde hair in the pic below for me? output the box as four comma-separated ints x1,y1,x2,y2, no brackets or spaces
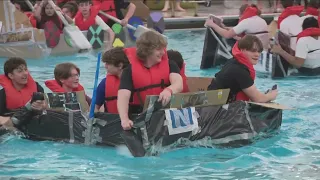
136,30,168,61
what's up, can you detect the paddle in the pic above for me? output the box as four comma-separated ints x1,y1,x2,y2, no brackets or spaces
204,15,233,59
24,0,34,12
98,11,167,39
48,0,92,50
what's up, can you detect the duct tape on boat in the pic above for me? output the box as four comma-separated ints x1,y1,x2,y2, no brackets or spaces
164,107,199,135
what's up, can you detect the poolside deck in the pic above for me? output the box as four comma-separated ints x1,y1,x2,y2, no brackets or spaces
152,1,281,29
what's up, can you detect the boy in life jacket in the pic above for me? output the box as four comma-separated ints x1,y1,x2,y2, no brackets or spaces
34,0,74,32
118,30,183,130
208,35,278,103
271,17,320,75
0,58,46,129
95,47,130,114
204,4,269,49
277,0,304,51
75,0,115,50
167,50,189,93
92,0,136,27
45,63,92,105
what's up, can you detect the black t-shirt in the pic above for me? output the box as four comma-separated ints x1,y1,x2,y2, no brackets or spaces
207,60,254,102
0,82,44,116
119,61,180,91
107,0,130,27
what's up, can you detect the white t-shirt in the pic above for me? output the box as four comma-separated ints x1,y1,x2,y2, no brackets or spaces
279,15,303,50
233,16,269,49
295,36,320,69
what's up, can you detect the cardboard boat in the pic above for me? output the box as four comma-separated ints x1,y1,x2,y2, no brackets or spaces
0,77,291,157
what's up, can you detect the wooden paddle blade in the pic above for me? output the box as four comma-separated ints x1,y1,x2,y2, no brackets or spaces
120,130,146,157
63,25,92,49
147,12,165,34
87,25,104,49
44,21,60,48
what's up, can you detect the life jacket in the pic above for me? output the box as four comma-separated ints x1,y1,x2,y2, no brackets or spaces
0,74,37,110
105,74,120,114
44,79,84,92
296,28,320,42
277,6,304,29
124,47,170,106
28,14,38,28
180,63,189,93
74,6,100,31
39,15,64,33
238,7,267,38
232,42,255,101
305,7,320,26
92,0,117,23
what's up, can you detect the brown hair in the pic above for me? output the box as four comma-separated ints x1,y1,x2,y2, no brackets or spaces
167,50,184,69
102,47,130,69
54,63,80,85
4,57,27,77
136,30,168,61
238,35,263,52
39,2,62,30
62,2,79,18
239,4,261,16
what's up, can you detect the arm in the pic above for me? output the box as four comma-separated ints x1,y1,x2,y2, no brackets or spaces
123,3,136,22
34,1,44,21
63,13,74,24
167,73,183,93
242,84,278,103
207,21,237,39
95,16,114,49
106,28,115,50
271,44,306,68
117,66,134,130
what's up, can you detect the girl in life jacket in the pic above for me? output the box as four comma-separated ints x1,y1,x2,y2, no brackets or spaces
271,17,320,76
118,30,183,130
94,47,130,114
33,0,73,33
208,35,278,103
44,63,92,106
204,4,269,49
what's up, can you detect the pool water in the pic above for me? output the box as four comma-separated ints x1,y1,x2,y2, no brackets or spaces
1,29,320,179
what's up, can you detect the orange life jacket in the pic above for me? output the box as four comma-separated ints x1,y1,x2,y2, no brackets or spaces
28,14,38,28
105,74,120,113
92,0,117,23
0,74,37,110
74,6,100,31
180,63,189,93
45,79,84,92
124,47,170,105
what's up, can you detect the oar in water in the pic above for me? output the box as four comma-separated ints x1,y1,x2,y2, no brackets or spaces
99,11,167,39
48,0,92,50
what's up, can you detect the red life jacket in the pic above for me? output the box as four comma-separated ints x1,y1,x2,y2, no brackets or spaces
277,6,304,29
92,0,117,23
238,6,260,37
305,7,320,26
180,63,189,93
296,28,320,42
124,47,170,105
105,74,120,114
231,42,256,101
0,74,37,110
28,14,38,28
74,6,99,31
45,79,84,92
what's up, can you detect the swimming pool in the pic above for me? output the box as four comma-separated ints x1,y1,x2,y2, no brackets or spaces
1,29,320,179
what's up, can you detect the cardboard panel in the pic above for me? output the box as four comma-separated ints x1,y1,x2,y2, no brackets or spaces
143,89,230,110
248,102,294,110
186,77,212,92
44,91,89,113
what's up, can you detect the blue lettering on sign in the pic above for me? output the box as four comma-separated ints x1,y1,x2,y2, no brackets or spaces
169,107,194,129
